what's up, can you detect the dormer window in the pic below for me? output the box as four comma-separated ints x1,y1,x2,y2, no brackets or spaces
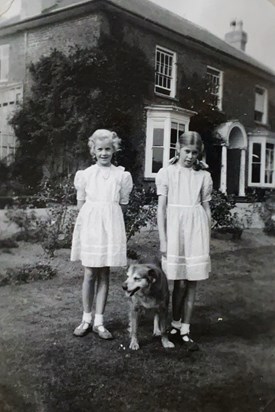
155,46,177,98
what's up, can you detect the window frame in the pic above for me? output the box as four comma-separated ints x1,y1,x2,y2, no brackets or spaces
154,45,177,98
254,85,268,125
144,105,194,179
0,83,23,164
248,136,275,188
0,44,9,83
206,65,223,111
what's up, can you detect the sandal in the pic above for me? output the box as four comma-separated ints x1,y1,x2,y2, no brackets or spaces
181,334,199,352
73,320,92,337
93,325,113,340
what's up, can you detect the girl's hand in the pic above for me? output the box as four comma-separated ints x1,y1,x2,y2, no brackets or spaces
160,239,167,258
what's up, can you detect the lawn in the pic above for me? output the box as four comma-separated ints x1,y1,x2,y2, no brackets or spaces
0,229,275,412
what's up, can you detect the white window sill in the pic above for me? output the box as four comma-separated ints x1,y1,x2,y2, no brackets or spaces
154,92,179,101
254,120,268,127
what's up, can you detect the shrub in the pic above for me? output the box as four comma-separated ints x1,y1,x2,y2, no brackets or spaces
210,190,236,229
4,176,77,256
5,207,40,242
36,176,77,256
261,192,275,236
0,264,56,286
124,185,157,242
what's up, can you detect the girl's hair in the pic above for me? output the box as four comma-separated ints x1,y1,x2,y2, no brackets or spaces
177,131,204,154
169,131,208,169
88,129,121,155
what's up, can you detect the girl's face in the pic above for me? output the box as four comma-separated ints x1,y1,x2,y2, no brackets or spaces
179,144,200,168
94,137,114,167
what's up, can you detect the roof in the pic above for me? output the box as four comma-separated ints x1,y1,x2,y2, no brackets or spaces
0,0,274,77
103,0,275,77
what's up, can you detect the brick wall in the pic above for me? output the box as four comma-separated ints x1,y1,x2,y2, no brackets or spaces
121,15,275,131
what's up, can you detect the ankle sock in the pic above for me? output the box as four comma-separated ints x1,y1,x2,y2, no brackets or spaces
94,313,104,327
170,319,181,334
82,311,92,324
180,323,190,336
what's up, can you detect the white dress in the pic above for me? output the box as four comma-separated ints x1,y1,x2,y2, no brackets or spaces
70,164,133,267
156,163,213,281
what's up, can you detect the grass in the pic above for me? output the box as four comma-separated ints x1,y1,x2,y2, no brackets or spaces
0,229,275,411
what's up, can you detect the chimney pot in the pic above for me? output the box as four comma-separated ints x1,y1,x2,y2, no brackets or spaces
225,19,247,52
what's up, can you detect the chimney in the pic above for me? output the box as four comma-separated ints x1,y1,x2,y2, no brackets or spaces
20,0,42,20
224,20,247,52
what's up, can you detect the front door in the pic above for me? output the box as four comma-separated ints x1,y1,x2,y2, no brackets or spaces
227,148,241,195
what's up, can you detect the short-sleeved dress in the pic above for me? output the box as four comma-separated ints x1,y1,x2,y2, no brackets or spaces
70,164,133,268
156,163,213,281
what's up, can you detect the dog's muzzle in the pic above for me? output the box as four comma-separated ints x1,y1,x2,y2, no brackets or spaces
122,283,140,297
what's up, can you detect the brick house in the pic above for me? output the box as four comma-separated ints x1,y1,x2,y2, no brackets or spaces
0,0,275,197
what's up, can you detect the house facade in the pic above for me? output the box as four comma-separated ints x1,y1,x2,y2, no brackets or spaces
0,0,275,197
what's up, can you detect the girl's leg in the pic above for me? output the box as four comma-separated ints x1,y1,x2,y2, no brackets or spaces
181,280,197,325
73,267,97,337
180,280,199,350
93,267,113,340
82,267,96,313
94,267,110,318
170,280,186,333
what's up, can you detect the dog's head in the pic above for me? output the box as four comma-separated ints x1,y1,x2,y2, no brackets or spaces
122,264,159,297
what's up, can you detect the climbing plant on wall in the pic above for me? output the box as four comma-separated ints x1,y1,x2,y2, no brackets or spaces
10,18,153,190
178,72,227,188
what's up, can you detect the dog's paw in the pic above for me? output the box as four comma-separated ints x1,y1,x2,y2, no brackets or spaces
161,337,175,349
153,329,161,337
129,338,140,350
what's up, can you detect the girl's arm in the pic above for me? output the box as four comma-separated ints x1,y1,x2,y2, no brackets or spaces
77,200,85,210
157,195,168,256
202,201,212,232
120,204,128,214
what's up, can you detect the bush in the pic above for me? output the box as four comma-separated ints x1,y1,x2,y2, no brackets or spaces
4,176,77,256
124,185,157,241
5,207,40,242
261,192,275,236
0,264,56,286
210,190,236,229
35,176,77,256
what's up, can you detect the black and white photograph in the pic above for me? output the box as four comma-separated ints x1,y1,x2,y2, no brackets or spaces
0,0,275,411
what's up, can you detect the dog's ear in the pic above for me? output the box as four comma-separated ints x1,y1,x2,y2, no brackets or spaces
147,268,159,283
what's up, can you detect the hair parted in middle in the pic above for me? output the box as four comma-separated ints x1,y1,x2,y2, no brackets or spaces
88,129,121,156
176,131,204,155
169,131,208,169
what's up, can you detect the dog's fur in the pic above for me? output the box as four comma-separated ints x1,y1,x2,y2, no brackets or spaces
122,263,175,350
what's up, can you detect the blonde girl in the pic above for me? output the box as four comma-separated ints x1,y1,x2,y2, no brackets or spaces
156,131,213,350
71,129,133,339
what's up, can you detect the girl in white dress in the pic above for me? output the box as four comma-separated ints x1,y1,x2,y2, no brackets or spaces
71,129,133,339
156,131,212,350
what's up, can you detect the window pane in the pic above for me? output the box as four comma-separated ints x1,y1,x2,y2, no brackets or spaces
252,143,261,160
265,143,274,184
252,164,261,183
152,147,163,173
170,126,177,159
207,66,221,108
155,47,175,95
153,128,164,146
251,143,262,183
254,110,263,122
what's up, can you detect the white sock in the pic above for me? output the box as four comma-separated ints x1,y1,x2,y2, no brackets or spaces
180,323,190,336
82,311,92,324
171,319,181,330
94,313,104,327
